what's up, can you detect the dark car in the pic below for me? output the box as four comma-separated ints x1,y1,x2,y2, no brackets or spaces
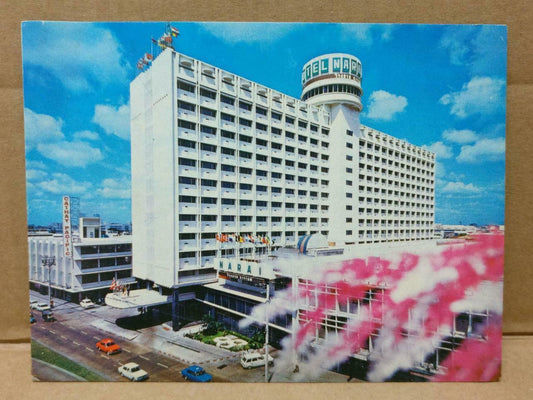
181,365,212,382
42,310,55,322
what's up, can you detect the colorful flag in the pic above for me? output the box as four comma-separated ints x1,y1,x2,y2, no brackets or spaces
144,53,153,63
137,61,144,70
216,233,221,242
171,27,180,37
151,37,158,44
163,34,173,44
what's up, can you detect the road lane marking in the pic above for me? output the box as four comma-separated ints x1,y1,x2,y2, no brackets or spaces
40,326,46,330
73,341,81,346
92,336,100,340
49,330,56,334
139,355,150,361
85,347,94,352
81,331,88,335
101,354,110,359
60,335,67,340
122,348,131,353
157,363,169,369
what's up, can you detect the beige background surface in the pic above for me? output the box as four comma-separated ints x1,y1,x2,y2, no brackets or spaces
1,0,532,397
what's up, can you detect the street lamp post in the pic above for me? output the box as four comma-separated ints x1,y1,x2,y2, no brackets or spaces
41,256,56,307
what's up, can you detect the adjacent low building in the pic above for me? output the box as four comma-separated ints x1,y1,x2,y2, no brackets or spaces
28,217,135,303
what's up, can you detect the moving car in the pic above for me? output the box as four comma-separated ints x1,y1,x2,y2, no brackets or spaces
240,350,274,369
181,365,212,382
117,362,149,381
80,298,96,309
96,338,121,355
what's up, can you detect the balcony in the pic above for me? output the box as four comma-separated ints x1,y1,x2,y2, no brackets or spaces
178,166,197,178
201,222,217,232
201,204,217,214
179,239,198,249
179,257,198,270
178,184,197,195
178,203,198,214
200,169,217,179
179,221,198,232
177,147,198,159
221,222,236,231
201,239,217,249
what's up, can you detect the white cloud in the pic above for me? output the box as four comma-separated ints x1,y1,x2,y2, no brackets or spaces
340,24,396,44
439,76,505,118
435,162,446,178
442,181,481,193
96,178,131,199
456,137,505,163
23,22,130,92
440,26,506,77
26,169,48,181
366,90,407,120
36,141,103,167
197,22,296,44
73,130,99,141
36,172,92,195
92,104,130,140
442,129,479,144
422,141,453,159
24,108,65,150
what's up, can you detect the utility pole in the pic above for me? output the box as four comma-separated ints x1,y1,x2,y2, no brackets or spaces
265,282,270,383
41,256,56,307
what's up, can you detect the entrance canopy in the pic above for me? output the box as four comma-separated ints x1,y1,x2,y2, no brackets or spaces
105,289,171,309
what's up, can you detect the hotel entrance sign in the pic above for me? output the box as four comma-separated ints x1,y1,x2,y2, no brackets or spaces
215,258,276,280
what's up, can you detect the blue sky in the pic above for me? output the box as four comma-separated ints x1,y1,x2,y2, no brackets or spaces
22,22,507,226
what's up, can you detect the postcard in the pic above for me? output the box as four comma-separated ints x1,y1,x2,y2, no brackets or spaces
23,22,506,382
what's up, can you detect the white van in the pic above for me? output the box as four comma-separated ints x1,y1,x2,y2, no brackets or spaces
240,350,274,369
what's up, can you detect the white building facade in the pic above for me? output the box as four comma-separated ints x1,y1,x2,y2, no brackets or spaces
130,49,435,291
28,233,135,303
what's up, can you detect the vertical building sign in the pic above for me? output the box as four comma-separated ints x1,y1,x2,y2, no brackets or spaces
62,195,72,257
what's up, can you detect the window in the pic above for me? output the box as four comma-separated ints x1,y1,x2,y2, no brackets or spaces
240,183,252,190
180,214,196,221
179,177,196,185
286,116,295,125
221,113,235,122
178,100,195,112
178,158,196,166
221,130,235,139
346,180,353,186
220,95,234,105
272,172,282,179
202,215,217,221
178,120,196,130
239,150,252,159
298,121,307,129
240,199,252,206
310,124,318,132
201,179,217,187
200,88,216,99
257,200,268,207
221,164,235,172
346,230,353,235
201,197,217,204
271,127,282,136
346,167,353,174
346,142,353,149
256,123,267,132
346,155,353,161
256,106,267,116
239,101,252,111
239,118,252,127
221,147,235,156
221,181,235,188
239,167,252,175
256,170,267,177
201,125,216,135
271,111,282,121
346,130,353,136
256,154,268,162
221,198,235,205
201,161,217,170
239,134,253,143
200,143,216,153
200,107,216,117
177,80,195,93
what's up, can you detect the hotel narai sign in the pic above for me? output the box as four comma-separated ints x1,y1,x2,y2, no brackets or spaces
215,258,276,280
301,54,363,86
62,195,72,257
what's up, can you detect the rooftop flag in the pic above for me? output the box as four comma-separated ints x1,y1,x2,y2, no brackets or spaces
171,27,180,37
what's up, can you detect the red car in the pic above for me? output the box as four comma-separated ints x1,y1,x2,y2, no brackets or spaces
96,338,121,355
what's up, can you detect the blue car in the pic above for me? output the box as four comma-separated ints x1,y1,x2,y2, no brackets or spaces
181,365,212,382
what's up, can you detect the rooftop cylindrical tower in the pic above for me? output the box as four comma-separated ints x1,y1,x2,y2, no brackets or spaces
301,53,363,111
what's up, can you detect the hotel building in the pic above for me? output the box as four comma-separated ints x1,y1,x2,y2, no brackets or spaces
130,49,436,294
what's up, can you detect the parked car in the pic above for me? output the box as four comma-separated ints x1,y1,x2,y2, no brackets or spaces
30,300,38,309
80,298,96,309
42,310,55,322
96,338,121,355
240,350,274,369
118,362,149,381
35,302,51,312
30,314,36,324
181,365,212,382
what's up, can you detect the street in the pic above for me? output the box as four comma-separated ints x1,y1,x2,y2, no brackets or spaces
30,290,352,383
